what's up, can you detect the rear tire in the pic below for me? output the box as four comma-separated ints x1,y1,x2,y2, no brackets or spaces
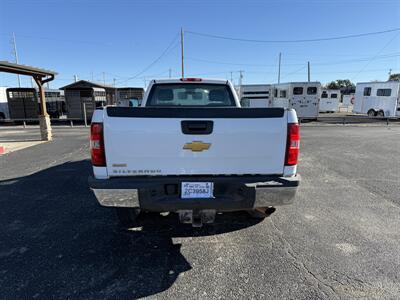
0,113,5,120
115,208,141,228
377,110,385,117
367,109,376,117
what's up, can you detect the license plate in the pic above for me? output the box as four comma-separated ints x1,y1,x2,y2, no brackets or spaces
181,182,214,199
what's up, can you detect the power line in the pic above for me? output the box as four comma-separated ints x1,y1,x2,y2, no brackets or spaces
117,34,179,85
281,65,308,79
186,53,400,68
186,57,271,67
186,27,400,43
352,33,400,80
0,33,112,47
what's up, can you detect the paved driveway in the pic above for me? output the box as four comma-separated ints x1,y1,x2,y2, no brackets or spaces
0,126,399,299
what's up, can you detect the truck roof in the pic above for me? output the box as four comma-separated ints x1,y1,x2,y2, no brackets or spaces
150,78,230,85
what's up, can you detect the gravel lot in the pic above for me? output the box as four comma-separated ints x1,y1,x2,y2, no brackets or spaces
0,125,399,299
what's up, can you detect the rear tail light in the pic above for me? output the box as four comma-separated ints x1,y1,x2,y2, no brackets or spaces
180,78,202,82
90,123,106,166
285,123,300,166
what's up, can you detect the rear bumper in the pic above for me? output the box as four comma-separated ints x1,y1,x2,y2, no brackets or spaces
88,175,300,211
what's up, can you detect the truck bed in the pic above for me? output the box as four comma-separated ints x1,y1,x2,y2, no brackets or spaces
102,107,288,177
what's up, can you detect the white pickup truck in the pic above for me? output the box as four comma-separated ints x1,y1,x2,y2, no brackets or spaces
89,78,300,227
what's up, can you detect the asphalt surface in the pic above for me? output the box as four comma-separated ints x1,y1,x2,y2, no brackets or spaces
0,125,399,299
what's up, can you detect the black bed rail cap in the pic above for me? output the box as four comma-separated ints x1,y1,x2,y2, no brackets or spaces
106,107,285,118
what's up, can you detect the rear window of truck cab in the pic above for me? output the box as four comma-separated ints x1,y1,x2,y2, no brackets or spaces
146,83,236,107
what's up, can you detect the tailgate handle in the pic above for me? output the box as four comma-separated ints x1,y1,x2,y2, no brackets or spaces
181,121,213,135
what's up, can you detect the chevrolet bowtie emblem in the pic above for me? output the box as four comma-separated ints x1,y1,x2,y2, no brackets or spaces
183,141,211,152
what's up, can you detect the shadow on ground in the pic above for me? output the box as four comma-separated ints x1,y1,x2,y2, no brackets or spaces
0,160,261,298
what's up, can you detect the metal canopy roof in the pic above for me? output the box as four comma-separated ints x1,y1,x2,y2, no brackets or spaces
0,61,58,77
60,80,114,90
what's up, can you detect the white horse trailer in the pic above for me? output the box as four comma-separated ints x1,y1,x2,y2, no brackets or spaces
353,81,400,117
320,89,340,113
342,94,355,106
240,84,271,108
0,87,10,119
271,82,321,118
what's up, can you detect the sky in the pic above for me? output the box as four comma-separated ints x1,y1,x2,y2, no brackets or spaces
0,0,399,89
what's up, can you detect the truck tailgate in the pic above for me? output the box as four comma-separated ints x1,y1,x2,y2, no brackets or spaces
103,107,287,177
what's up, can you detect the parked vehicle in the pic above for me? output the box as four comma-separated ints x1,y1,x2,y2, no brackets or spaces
65,87,107,121
88,78,300,227
240,84,271,108
270,82,321,119
319,89,340,113
6,88,39,119
5,87,65,119
41,89,66,118
353,81,400,117
0,87,10,119
342,94,355,106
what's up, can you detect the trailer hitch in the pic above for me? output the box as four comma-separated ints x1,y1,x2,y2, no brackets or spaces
178,210,216,227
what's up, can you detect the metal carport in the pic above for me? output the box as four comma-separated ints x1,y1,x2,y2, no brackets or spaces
0,61,58,141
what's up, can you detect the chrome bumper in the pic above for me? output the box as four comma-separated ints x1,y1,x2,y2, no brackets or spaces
89,175,300,210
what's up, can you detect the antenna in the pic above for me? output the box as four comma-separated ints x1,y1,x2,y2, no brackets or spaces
277,52,281,84
181,28,185,78
12,33,21,87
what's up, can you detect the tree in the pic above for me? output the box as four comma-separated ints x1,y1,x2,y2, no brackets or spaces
326,79,355,89
389,73,400,81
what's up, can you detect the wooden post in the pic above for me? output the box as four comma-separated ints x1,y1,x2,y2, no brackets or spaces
36,78,48,117
34,76,52,141
83,102,88,127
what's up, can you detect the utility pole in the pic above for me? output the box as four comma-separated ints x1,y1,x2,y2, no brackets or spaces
238,70,244,99
230,71,233,83
307,61,311,82
277,52,281,84
169,68,172,78
12,32,21,87
103,72,106,85
113,78,117,106
74,75,78,82
389,68,392,78
181,28,185,78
